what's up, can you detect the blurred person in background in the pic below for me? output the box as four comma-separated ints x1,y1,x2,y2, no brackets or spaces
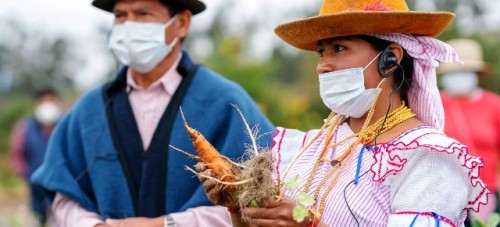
440,38,500,225
30,0,274,226
9,88,62,226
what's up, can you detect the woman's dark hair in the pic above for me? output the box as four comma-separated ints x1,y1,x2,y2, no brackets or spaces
358,35,414,104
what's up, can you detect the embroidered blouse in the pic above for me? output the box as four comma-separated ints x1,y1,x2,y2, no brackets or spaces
272,123,489,227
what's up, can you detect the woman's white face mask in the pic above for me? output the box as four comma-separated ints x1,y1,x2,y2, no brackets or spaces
441,71,478,97
319,51,385,118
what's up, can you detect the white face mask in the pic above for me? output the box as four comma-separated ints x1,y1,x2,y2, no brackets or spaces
441,71,478,97
35,102,61,125
319,51,385,118
108,16,178,73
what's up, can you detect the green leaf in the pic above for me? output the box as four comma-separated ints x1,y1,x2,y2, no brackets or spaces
249,199,259,208
471,213,486,227
285,175,304,190
292,205,309,223
486,213,500,227
472,219,485,227
296,192,315,207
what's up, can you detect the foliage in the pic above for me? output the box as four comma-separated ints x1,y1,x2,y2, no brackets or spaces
0,94,32,155
283,175,315,223
0,94,31,193
0,18,84,93
188,18,329,131
470,212,500,227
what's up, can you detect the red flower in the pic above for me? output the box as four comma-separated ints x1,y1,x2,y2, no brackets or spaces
364,2,393,11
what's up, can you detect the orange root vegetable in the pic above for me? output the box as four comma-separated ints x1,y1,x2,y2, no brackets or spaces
180,108,242,190
175,106,276,216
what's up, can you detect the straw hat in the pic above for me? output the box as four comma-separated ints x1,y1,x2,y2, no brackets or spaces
274,0,455,51
439,38,492,75
92,0,206,15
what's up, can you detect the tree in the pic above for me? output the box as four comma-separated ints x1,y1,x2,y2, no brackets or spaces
408,0,495,35
0,18,85,93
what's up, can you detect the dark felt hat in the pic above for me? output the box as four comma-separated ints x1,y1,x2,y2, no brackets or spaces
92,0,206,15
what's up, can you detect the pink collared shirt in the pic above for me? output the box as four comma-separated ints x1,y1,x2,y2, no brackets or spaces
126,53,182,150
53,53,231,227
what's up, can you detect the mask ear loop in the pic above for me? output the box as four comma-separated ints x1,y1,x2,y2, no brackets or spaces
364,50,386,89
168,37,179,48
362,50,384,71
164,15,179,46
376,78,387,89
164,15,178,29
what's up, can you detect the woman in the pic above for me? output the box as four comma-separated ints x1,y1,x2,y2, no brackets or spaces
198,0,489,226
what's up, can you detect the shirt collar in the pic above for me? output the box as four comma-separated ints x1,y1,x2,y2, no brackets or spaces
126,52,183,95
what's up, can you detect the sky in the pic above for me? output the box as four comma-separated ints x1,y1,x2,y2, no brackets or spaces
0,0,499,90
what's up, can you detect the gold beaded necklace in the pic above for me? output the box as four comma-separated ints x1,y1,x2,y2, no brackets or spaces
281,89,416,220
316,106,415,215
310,104,415,218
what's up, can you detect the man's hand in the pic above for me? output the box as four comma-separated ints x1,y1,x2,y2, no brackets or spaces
195,162,239,208
105,216,163,227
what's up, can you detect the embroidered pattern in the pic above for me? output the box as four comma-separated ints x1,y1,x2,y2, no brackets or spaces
364,2,393,11
369,127,490,215
396,211,456,227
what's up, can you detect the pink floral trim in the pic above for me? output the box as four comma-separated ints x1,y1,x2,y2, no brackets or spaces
370,127,490,213
364,2,393,11
395,211,455,227
301,131,309,149
271,127,286,185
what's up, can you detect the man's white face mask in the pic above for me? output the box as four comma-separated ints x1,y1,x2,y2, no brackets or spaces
441,71,478,97
108,16,178,73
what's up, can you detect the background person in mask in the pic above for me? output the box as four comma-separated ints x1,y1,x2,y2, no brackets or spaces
439,38,500,225
30,0,274,226
197,0,490,226
9,88,62,226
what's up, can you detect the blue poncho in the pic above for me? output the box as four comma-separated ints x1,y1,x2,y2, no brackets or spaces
31,52,274,219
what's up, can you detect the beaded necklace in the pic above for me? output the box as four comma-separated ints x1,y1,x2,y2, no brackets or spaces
281,91,416,220
312,104,415,218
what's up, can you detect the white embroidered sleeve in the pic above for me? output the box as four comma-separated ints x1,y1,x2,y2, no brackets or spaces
271,127,307,176
387,149,470,226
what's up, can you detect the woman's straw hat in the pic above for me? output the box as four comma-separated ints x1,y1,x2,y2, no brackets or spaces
274,0,455,51
439,38,492,75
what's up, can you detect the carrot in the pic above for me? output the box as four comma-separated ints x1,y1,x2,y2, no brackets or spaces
174,106,276,216
180,108,241,190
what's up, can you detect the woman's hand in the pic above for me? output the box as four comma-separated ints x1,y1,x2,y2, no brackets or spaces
241,196,309,227
195,162,238,208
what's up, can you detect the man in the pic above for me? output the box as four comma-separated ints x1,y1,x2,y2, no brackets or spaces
439,38,500,225
30,0,274,226
10,88,62,225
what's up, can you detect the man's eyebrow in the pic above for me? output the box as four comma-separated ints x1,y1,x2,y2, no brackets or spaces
114,3,156,13
112,8,125,14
